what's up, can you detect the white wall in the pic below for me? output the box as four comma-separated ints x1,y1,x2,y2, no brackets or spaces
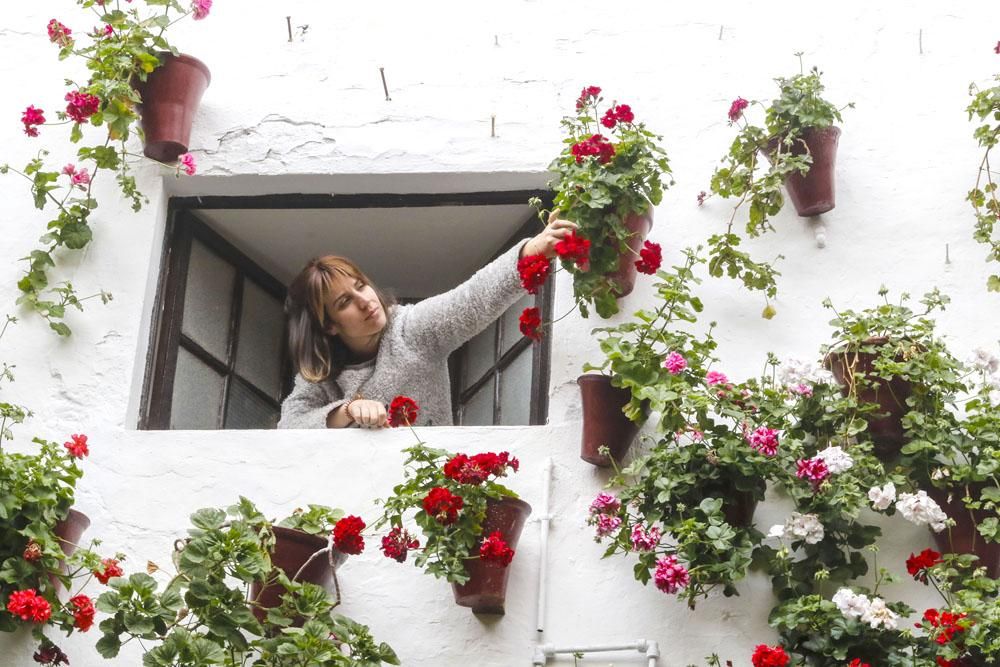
1,1,998,664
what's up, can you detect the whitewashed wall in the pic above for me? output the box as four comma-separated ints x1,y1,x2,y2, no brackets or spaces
1,1,999,664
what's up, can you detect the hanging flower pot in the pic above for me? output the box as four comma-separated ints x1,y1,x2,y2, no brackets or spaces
608,210,654,298
578,374,645,467
823,337,912,460
50,508,91,590
768,126,842,217
721,490,759,529
452,497,532,615
250,526,347,622
137,53,211,163
926,485,1000,578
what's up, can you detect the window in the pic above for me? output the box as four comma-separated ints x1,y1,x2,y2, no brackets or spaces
140,190,554,430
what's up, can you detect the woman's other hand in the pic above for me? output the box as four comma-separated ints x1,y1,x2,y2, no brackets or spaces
520,210,579,259
346,399,388,428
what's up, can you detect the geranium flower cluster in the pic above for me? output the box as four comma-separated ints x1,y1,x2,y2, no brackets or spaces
6,589,52,623
750,644,789,667
906,548,943,584
387,395,419,427
728,97,750,123
588,492,623,539
600,104,634,129
570,133,616,164
634,240,662,275
443,451,519,485
478,530,515,566
921,608,971,647
746,426,780,457
69,595,95,631
795,456,830,488
653,554,689,594
380,526,420,563
332,515,366,555
768,512,825,544
869,486,948,532
832,587,900,630
422,487,464,525
662,351,688,374
93,557,124,584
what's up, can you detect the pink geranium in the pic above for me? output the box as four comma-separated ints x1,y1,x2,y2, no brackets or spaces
706,370,729,386
746,426,779,457
728,97,749,122
663,351,687,374
795,457,830,487
630,524,661,551
589,492,621,515
178,153,197,176
21,106,45,137
191,0,212,20
653,555,689,594
594,513,622,538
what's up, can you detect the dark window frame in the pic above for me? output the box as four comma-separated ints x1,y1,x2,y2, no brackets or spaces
140,189,555,430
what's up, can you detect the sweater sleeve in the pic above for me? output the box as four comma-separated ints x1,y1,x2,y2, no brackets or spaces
401,241,530,355
277,375,345,429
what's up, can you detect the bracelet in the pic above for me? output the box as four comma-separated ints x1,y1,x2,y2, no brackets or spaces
342,394,364,424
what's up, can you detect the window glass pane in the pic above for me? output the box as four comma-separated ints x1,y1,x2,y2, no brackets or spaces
181,239,236,361
234,280,284,400
500,293,533,354
499,348,533,425
225,378,279,429
461,376,495,426
463,321,496,389
170,346,224,429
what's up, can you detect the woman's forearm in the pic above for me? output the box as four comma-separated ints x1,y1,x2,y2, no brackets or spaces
326,403,353,428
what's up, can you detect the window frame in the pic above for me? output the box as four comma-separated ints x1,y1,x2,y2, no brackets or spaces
140,189,555,430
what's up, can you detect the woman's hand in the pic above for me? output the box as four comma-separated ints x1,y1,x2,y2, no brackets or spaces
520,210,579,259
346,399,388,428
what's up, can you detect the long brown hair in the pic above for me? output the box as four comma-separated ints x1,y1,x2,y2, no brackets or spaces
285,256,395,383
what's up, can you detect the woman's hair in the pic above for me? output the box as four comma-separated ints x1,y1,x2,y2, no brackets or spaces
285,256,395,383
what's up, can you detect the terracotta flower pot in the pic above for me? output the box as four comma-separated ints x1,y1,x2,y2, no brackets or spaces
607,210,654,298
721,491,759,529
137,53,211,163
768,126,841,217
823,337,912,461
578,374,645,467
926,485,1000,578
51,508,91,590
250,527,347,623
452,497,531,615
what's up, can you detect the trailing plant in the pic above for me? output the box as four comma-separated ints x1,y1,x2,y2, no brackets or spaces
4,0,209,335
94,497,399,666
527,84,672,319
705,54,851,316
967,58,1000,292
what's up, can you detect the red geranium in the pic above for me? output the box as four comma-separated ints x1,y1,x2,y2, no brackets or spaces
422,487,463,524
519,307,542,341
906,548,942,583
554,230,591,269
21,105,45,137
94,557,123,584
751,644,789,667
728,97,749,122
443,451,519,485
576,85,601,110
47,19,73,46
381,525,420,562
517,254,550,294
937,658,960,667
848,660,871,667
387,395,419,427
63,433,89,458
570,134,615,164
634,240,662,274
64,91,100,124
922,608,970,646
600,103,635,129
332,515,366,555
7,589,52,623
69,594,95,631
479,530,515,566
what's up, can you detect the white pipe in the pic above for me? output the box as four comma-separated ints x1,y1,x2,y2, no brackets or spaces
533,639,660,665
535,457,553,634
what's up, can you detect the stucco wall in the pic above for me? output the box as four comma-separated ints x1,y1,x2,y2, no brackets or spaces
1,1,999,664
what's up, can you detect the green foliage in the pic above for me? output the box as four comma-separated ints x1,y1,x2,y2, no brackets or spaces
967,73,1000,292
533,87,673,319
277,505,345,536
706,56,850,310
96,498,398,666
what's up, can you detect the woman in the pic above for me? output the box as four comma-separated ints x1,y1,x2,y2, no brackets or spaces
278,213,576,429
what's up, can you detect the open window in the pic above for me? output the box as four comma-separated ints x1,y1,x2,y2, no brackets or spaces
140,189,554,429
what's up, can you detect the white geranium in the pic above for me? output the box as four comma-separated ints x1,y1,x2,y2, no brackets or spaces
779,359,835,388
860,597,899,630
969,347,1000,374
896,491,948,532
785,512,825,544
816,445,854,474
832,588,870,619
767,524,787,539
868,482,896,511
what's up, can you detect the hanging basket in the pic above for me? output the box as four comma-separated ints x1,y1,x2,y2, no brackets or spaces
577,374,645,467
137,53,211,163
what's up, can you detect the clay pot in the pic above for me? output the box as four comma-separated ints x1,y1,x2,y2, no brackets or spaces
768,126,841,217
51,508,91,590
926,485,1000,578
721,491,759,529
823,337,912,460
137,53,211,162
607,210,654,298
578,374,645,467
452,497,531,615
250,527,347,623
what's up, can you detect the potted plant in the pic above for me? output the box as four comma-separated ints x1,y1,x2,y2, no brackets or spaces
375,397,529,615
4,0,209,335
704,54,851,312
966,62,1000,293
95,497,399,666
0,433,116,663
527,84,673,319
249,504,366,622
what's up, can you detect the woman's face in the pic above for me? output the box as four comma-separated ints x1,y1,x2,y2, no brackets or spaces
322,273,386,340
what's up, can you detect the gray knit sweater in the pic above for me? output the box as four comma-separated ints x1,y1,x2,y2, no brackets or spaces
278,242,528,428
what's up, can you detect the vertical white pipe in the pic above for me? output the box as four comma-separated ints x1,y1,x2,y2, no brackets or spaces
535,457,553,634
